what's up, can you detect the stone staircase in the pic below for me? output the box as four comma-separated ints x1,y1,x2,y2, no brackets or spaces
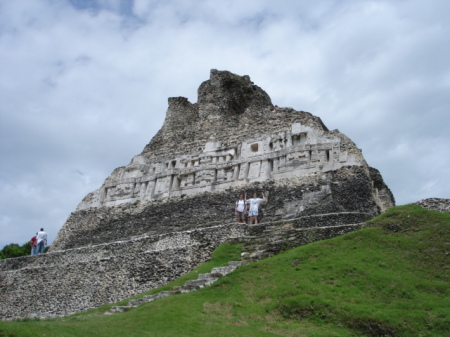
234,222,366,261
109,260,249,313
109,217,365,313
108,219,367,314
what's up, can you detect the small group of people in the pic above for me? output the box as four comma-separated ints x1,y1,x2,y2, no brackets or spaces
30,228,47,255
234,192,268,225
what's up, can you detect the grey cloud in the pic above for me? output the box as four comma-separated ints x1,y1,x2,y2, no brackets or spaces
1,0,449,248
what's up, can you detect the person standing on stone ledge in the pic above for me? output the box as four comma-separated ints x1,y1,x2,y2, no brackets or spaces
247,192,268,225
30,232,38,255
36,228,47,254
235,194,248,223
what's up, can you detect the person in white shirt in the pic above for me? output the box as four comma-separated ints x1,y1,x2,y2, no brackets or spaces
36,228,48,254
234,194,248,223
246,192,267,224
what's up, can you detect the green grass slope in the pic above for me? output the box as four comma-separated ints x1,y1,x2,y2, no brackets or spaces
1,204,449,337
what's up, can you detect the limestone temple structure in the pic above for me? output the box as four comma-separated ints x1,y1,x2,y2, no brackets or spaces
1,70,395,319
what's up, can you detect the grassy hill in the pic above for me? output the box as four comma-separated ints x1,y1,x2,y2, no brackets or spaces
0,204,448,337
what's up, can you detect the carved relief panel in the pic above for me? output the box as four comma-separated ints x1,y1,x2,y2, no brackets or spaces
248,161,261,178
180,173,195,187
143,181,155,199
106,183,135,200
238,163,248,180
154,176,170,194
260,160,271,178
339,151,348,162
196,169,216,186
286,151,309,168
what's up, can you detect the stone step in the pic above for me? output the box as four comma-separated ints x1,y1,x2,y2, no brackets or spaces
183,278,210,289
106,222,368,315
197,272,216,280
109,305,132,312
128,291,173,307
245,224,367,261
147,291,172,302
241,250,271,261
108,258,252,313
108,233,298,315
248,250,271,260
210,265,237,276
128,298,146,307
262,224,295,233
172,286,195,294
197,273,221,285
228,260,248,267
227,236,259,244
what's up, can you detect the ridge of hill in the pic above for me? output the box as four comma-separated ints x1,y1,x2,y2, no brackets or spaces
1,203,448,337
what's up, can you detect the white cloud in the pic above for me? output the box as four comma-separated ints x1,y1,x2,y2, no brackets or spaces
1,0,449,248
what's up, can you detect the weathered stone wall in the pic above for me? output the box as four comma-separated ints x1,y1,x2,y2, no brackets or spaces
415,198,450,213
49,69,394,252
0,223,244,320
51,165,391,251
0,214,368,320
74,70,369,211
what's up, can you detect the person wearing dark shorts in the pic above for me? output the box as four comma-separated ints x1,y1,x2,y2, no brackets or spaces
235,194,247,223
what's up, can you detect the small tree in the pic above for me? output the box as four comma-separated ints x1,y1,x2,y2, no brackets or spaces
0,242,32,259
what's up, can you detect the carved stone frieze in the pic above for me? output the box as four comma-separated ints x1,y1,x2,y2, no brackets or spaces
77,123,361,210
53,69,394,251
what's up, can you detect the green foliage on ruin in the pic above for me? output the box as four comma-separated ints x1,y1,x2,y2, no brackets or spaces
0,204,449,336
0,242,49,260
0,242,31,260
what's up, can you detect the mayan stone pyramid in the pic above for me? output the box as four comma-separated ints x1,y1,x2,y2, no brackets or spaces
1,69,395,320
51,69,394,251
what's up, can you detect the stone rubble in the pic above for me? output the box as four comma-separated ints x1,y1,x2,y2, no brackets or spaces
109,260,249,313
415,198,450,213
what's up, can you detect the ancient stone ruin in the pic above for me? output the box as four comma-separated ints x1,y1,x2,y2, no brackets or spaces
0,70,395,320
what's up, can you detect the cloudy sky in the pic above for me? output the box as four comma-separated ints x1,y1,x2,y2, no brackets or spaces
1,0,449,249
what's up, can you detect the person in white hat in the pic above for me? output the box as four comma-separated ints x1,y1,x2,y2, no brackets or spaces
36,228,47,254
